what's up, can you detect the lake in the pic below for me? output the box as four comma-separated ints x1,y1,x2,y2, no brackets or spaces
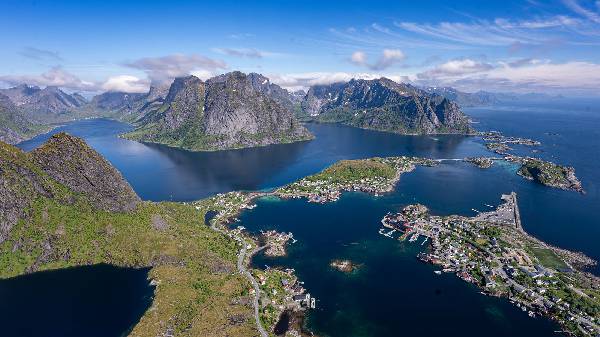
0,264,154,337
15,98,600,336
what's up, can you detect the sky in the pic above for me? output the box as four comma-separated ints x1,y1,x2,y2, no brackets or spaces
1,0,600,95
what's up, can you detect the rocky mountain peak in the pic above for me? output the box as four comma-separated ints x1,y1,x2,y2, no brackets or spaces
124,71,312,151
165,75,203,102
30,132,140,212
147,83,170,101
301,77,473,134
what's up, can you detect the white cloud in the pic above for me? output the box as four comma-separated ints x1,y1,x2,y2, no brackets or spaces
19,47,62,61
418,59,494,79
349,49,406,70
0,66,96,91
101,75,149,93
487,61,600,89
124,54,227,83
415,59,600,95
350,51,368,65
392,14,593,47
190,69,216,80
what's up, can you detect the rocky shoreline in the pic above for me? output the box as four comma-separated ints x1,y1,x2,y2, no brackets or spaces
199,192,315,336
330,259,360,273
506,155,584,193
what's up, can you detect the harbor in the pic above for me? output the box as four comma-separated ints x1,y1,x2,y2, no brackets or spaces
380,193,599,336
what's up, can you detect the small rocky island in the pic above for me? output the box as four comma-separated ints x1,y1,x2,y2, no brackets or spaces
485,142,513,155
506,155,584,193
480,131,541,146
464,157,494,169
330,259,360,273
480,131,540,155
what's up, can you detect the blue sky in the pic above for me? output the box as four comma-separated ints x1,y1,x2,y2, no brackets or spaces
1,0,600,95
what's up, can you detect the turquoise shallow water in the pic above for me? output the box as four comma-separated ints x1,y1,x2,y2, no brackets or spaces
14,98,600,336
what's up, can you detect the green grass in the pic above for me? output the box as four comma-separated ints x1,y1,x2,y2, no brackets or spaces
0,140,258,336
529,247,570,270
0,196,257,336
308,158,396,183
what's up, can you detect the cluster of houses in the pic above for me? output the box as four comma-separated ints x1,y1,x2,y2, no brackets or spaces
382,196,598,336
278,175,393,204
261,230,295,256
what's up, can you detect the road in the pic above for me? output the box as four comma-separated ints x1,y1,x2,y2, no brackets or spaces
238,243,269,337
209,217,269,337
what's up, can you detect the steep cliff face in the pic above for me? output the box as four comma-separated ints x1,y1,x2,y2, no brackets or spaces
125,72,312,151
303,78,473,134
0,133,140,243
301,82,347,117
246,73,299,112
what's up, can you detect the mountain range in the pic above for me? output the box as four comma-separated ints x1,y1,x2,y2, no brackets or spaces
0,84,87,123
422,87,499,107
422,86,566,107
0,72,523,148
0,93,52,144
84,84,170,122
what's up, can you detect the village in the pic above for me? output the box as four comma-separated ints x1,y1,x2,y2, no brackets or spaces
480,130,541,146
261,230,296,257
380,193,599,337
196,160,590,336
196,191,315,336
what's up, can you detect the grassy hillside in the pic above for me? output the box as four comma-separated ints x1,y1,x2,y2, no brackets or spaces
0,139,257,336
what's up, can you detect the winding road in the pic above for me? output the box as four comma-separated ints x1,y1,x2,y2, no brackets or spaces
208,218,269,337
238,243,269,337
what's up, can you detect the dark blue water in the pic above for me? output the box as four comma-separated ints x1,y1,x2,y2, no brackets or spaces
16,99,600,336
242,193,559,337
0,264,154,337
18,119,486,201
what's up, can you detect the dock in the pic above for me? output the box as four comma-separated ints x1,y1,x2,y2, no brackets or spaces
512,192,523,232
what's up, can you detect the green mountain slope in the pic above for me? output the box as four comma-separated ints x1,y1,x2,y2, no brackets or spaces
0,133,256,336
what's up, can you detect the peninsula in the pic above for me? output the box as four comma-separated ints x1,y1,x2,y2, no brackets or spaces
0,134,261,336
382,194,599,336
276,156,438,203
